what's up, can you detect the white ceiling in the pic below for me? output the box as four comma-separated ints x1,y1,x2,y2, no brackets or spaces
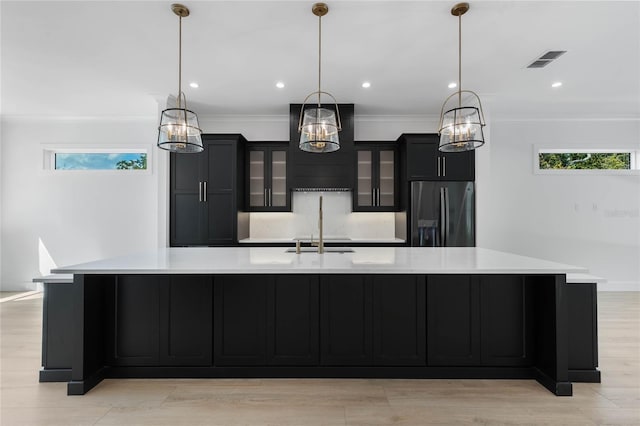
2,0,639,120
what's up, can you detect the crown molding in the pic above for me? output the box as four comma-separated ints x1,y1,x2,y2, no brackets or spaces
491,116,640,123
197,114,289,123
1,114,157,123
355,114,441,123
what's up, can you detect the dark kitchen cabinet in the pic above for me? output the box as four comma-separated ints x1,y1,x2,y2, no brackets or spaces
106,275,212,366
289,104,355,189
214,275,319,366
372,275,426,365
320,275,372,365
268,275,319,365
353,143,399,212
427,275,532,367
427,275,481,366
246,142,290,211
479,275,534,367
213,276,268,365
567,282,599,380
41,281,74,373
170,134,245,246
400,134,474,181
321,275,426,366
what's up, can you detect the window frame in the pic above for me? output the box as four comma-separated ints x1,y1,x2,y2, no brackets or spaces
41,144,152,174
533,146,640,176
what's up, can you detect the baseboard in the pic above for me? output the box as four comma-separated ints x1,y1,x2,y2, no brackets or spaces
0,281,37,292
598,281,639,292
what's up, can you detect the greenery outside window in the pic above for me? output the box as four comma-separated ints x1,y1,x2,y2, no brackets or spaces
535,148,639,175
42,146,150,173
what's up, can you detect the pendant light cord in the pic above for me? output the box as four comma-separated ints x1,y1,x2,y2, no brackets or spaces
178,15,183,109
458,13,462,108
318,14,322,107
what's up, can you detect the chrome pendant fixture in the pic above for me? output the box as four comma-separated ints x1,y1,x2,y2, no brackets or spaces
438,2,486,153
298,3,341,153
158,3,203,153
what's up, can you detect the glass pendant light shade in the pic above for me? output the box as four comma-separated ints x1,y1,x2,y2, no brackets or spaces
158,107,203,153
438,2,486,153
157,4,203,154
299,106,340,153
438,91,485,152
298,3,341,153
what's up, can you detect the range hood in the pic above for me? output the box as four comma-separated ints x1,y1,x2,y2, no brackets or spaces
291,187,351,192
289,103,355,190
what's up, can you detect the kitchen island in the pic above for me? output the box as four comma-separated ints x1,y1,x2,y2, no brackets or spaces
51,247,589,396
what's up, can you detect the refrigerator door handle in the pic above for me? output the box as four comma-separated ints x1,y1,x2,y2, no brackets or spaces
442,157,446,177
437,158,441,177
439,187,446,246
198,181,203,202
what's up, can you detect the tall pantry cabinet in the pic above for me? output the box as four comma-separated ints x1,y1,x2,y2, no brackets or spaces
170,134,246,246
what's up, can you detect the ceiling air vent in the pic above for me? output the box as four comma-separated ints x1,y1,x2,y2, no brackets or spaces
527,50,567,68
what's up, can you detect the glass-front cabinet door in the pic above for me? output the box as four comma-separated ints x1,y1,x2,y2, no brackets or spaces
246,143,290,211
353,143,398,212
270,150,287,207
249,150,265,207
357,150,373,207
378,150,395,207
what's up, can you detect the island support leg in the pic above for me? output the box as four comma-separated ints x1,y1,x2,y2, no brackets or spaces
67,274,108,395
532,274,572,396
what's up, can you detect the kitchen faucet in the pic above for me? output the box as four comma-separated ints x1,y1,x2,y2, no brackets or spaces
310,195,324,253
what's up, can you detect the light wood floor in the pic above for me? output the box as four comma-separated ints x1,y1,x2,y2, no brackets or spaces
1,292,638,425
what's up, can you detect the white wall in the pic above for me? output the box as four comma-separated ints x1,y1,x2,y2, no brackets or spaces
0,117,160,290
0,118,3,286
480,119,640,290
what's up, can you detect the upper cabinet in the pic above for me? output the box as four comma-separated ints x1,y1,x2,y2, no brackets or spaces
246,142,290,212
400,134,475,181
170,134,246,246
353,143,399,212
289,104,355,190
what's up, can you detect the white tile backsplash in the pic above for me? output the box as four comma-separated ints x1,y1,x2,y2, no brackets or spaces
249,192,396,239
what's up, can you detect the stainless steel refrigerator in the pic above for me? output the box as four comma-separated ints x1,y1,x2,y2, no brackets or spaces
410,181,475,247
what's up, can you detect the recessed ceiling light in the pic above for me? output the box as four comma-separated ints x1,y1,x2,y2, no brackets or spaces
189,82,199,88
361,81,371,88
448,82,457,89
276,81,285,89
551,81,563,88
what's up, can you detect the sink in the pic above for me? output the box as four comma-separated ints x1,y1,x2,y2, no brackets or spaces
292,237,352,242
285,247,354,253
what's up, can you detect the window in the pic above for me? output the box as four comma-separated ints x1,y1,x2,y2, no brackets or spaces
54,153,147,170
534,148,639,175
42,146,150,173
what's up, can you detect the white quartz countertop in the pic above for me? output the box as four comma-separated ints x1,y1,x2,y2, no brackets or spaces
53,247,588,275
238,237,406,244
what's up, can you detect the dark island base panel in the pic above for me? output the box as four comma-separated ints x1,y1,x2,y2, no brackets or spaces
64,368,574,397
49,366,597,393
55,273,599,396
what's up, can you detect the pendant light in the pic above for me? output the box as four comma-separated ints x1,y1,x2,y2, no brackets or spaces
438,2,486,153
298,3,341,153
157,3,203,153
